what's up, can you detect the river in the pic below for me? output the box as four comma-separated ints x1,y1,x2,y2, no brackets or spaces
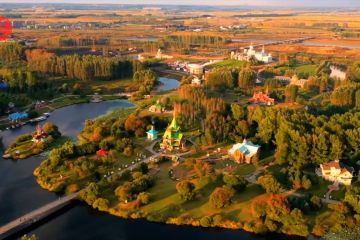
0,85,279,239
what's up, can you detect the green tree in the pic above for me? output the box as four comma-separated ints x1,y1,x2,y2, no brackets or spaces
257,174,282,194
285,85,299,103
223,174,248,192
238,67,256,88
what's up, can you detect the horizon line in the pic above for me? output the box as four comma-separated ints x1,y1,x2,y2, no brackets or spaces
0,2,360,8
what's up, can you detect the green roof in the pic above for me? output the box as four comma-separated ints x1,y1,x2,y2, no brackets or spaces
163,115,183,141
169,116,180,131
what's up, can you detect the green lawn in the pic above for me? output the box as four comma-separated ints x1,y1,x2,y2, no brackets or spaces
300,176,331,198
276,64,317,77
50,96,90,109
207,59,248,69
234,164,256,176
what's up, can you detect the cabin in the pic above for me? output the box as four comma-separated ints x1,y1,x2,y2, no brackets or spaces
228,139,260,164
319,160,354,185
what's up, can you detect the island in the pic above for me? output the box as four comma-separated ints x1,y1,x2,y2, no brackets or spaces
4,122,63,159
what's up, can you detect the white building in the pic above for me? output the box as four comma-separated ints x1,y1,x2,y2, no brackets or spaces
319,160,354,186
155,49,173,60
330,66,347,81
228,139,261,164
187,63,204,75
191,76,203,87
231,44,273,63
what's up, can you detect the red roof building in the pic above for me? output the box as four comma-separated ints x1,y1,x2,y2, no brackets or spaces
96,149,109,156
250,88,275,106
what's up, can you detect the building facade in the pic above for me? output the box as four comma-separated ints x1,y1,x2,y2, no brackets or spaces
160,114,184,151
147,126,158,141
250,89,275,105
228,139,261,164
231,45,273,63
319,160,354,185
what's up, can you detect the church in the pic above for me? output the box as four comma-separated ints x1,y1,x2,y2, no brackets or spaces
231,44,273,63
160,113,185,151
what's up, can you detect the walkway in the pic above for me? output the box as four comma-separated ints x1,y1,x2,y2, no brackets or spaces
0,192,79,239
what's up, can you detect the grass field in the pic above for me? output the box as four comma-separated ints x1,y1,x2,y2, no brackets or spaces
207,59,248,69
276,64,317,77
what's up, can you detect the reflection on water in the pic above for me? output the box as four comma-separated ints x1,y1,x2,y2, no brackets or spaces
0,100,134,225
157,77,180,92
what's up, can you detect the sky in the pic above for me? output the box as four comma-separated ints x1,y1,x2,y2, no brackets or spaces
1,0,360,7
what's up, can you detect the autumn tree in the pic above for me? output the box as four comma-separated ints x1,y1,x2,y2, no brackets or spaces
209,187,235,208
257,174,282,194
238,67,256,89
176,180,196,201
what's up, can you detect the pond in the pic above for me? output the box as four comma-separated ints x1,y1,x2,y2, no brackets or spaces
157,77,180,92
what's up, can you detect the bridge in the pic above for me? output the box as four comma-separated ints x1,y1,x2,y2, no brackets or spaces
228,37,315,52
0,192,79,240
248,37,315,48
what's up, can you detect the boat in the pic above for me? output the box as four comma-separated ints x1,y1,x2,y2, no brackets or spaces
2,154,11,159
31,116,47,123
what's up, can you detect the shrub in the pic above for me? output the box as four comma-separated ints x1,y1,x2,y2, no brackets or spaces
200,216,212,227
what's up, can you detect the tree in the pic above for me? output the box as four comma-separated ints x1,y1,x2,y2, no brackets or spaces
137,192,151,205
324,226,360,240
285,85,299,103
238,67,256,89
92,198,109,211
115,182,133,202
310,195,322,210
223,174,248,192
176,180,196,201
209,187,235,208
43,122,61,138
257,174,282,194
21,235,39,240
200,216,213,227
204,111,227,145
344,185,360,214
206,68,234,91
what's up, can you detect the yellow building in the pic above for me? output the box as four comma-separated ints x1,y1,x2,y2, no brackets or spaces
320,160,354,185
